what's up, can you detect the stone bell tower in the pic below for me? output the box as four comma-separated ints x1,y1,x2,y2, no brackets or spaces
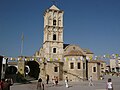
43,5,64,60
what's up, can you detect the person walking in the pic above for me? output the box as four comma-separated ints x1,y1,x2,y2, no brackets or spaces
46,74,49,84
52,76,55,86
0,79,3,90
0,78,5,90
37,78,44,90
89,76,94,86
106,78,113,90
55,77,58,85
65,77,69,88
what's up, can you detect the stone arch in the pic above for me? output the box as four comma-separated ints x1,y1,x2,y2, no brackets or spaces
25,61,40,79
48,16,52,25
5,65,18,75
25,65,30,75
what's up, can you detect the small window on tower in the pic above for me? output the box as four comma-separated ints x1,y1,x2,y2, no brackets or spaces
54,67,58,72
53,20,56,25
53,34,56,40
53,48,56,53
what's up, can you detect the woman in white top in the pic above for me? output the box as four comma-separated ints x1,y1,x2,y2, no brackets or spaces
107,78,113,90
65,77,69,88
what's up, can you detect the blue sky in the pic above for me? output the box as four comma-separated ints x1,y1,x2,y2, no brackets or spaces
0,0,120,57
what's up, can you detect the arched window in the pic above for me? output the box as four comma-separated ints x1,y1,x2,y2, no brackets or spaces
58,17,61,26
54,67,58,72
53,34,56,40
53,20,56,25
77,62,81,69
53,48,56,53
48,16,52,25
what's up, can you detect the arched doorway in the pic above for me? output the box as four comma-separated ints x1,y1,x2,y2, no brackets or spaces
5,66,18,74
5,66,18,81
25,61,40,79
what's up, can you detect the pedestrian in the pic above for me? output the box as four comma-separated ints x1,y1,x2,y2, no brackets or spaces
46,74,49,84
52,76,55,86
0,79,3,90
55,77,58,85
0,78,5,90
106,78,113,90
89,76,94,86
5,78,14,90
65,77,69,88
37,78,44,90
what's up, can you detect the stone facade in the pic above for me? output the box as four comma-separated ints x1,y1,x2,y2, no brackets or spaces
17,56,25,76
63,45,87,81
98,60,106,75
88,61,100,80
34,5,101,81
43,5,64,61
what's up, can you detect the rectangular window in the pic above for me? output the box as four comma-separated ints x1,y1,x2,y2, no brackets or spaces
93,67,96,72
53,48,56,53
77,62,81,69
70,62,74,69
54,67,58,72
83,63,85,69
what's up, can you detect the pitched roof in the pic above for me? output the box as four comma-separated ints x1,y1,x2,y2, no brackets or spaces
49,5,60,10
63,44,70,49
82,48,94,54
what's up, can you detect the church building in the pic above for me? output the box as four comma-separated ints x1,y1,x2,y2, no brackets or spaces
34,4,101,81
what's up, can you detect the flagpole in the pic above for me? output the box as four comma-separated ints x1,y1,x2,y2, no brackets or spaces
21,33,24,56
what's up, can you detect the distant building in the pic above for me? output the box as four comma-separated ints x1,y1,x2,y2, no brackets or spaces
97,60,106,74
106,65,110,73
110,57,120,72
88,60,101,80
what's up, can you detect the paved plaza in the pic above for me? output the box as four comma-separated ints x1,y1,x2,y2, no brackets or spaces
11,75,120,90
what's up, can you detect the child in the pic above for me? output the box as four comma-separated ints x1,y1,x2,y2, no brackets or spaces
106,78,113,90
